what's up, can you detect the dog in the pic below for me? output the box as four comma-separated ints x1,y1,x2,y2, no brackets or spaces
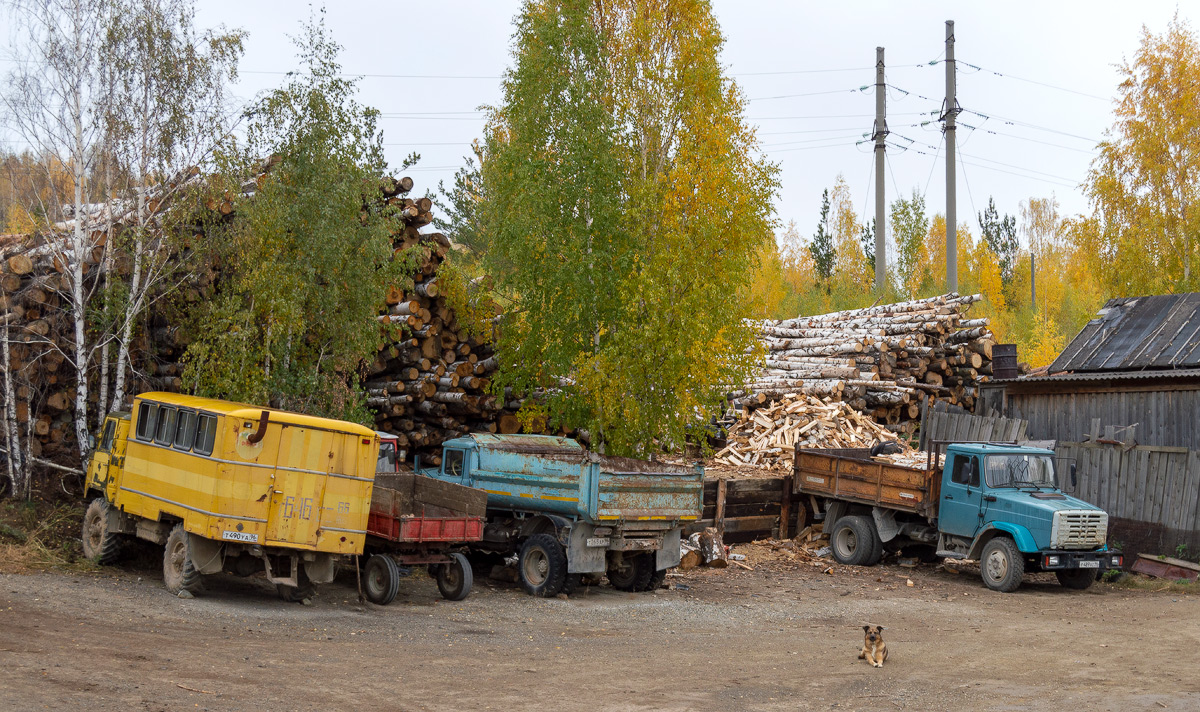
859,625,888,668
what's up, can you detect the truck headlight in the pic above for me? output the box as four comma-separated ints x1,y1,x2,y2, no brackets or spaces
1045,555,1060,567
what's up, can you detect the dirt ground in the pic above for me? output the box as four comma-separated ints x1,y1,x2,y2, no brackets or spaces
2,541,1197,712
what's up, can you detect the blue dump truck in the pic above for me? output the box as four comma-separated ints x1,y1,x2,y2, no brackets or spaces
794,442,1123,592
419,434,704,597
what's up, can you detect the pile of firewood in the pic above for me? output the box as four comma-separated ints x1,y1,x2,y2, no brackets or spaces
713,395,905,471
361,177,515,466
730,293,996,427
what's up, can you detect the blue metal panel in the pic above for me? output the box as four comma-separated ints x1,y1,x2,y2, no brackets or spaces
975,522,1040,553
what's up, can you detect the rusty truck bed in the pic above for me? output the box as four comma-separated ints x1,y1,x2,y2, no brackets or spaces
366,473,486,547
793,447,940,519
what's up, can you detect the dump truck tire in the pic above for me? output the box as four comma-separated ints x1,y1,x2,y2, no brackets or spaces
980,537,1024,593
363,554,401,605
435,552,473,601
830,515,879,567
1056,568,1097,590
519,533,567,597
560,573,584,596
645,567,668,592
81,498,121,565
608,553,654,592
162,524,203,596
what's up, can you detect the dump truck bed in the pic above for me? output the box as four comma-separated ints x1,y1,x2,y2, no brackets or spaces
793,447,940,519
366,473,486,544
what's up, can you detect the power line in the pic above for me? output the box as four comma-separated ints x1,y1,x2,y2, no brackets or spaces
923,134,944,197
749,112,927,120
764,133,866,148
958,61,1110,101
961,108,1099,143
956,135,981,228
748,87,869,102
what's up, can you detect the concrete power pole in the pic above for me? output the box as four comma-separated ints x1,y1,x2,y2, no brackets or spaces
943,20,957,292
874,47,887,292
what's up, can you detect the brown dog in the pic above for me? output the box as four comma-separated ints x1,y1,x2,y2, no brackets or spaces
859,625,888,668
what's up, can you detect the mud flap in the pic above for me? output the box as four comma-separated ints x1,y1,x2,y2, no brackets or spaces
188,533,225,574
871,507,900,543
566,524,607,574
303,553,338,584
656,527,682,570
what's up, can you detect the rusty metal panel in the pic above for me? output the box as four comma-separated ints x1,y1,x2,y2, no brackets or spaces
794,449,932,514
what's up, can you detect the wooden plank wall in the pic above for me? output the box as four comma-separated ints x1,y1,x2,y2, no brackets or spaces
1056,441,1200,559
685,476,801,542
1005,388,1200,451
919,403,1029,450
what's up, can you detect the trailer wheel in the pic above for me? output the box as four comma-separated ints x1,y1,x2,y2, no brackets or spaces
518,534,567,597
81,498,122,565
162,524,203,596
1056,568,1097,591
608,553,653,592
435,552,474,601
980,537,1024,593
363,554,401,605
830,515,880,567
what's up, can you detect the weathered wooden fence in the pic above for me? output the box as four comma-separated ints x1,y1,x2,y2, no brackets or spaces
919,401,1028,450
1056,441,1200,559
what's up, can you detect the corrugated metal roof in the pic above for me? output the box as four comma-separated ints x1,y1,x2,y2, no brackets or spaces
991,367,1200,385
1050,293,1200,373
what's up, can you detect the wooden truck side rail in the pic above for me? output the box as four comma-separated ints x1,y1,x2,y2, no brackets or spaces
793,446,940,519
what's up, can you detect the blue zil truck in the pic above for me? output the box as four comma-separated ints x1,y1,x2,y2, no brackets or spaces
794,442,1123,592
418,434,704,597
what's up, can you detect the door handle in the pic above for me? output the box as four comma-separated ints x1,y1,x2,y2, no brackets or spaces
945,495,954,499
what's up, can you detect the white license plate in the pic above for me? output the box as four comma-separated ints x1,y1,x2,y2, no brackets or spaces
222,530,259,543
1078,560,1100,568
586,537,610,548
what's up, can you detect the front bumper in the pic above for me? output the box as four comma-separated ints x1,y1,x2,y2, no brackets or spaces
1037,549,1124,571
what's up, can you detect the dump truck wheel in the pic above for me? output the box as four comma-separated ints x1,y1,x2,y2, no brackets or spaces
276,569,316,603
560,573,583,596
830,515,879,566
518,533,567,597
608,553,653,592
1056,568,1097,590
162,525,202,596
980,537,1024,593
435,552,473,601
363,554,401,605
644,567,668,592
81,498,121,565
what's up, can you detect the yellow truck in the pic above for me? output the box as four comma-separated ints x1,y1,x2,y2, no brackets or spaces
81,392,378,601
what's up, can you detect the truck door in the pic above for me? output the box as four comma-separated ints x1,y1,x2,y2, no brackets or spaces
443,448,469,486
265,425,329,547
85,418,117,495
939,454,984,538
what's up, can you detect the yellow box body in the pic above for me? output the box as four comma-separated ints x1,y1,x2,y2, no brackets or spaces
85,392,377,556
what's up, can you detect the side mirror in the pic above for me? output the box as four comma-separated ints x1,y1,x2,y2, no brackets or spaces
1070,463,1077,489
88,434,96,450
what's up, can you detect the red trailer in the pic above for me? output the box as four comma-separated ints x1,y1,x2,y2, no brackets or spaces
362,433,488,604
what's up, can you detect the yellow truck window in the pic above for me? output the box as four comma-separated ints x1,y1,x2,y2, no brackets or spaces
194,414,217,456
135,402,157,441
154,407,177,445
99,419,116,452
174,410,197,450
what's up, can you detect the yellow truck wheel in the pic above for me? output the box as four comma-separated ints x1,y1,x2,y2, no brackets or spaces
81,498,122,565
162,525,203,596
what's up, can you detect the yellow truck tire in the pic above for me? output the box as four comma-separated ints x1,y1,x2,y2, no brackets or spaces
162,524,203,596
81,498,122,565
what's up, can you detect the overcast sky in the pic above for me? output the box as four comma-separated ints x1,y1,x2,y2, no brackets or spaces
124,3,1200,253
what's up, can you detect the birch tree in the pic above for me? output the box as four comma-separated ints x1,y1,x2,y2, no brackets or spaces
1,0,109,463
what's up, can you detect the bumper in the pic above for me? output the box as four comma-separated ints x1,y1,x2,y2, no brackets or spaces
1037,549,1124,571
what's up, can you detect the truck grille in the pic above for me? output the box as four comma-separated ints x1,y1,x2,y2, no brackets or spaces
1051,510,1107,549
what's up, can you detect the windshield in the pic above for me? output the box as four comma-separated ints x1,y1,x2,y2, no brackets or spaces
985,454,1057,489
377,441,397,474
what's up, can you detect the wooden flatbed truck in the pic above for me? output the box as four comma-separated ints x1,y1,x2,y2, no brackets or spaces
794,442,1123,592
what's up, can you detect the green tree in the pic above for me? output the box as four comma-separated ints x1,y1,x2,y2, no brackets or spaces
809,188,835,281
181,13,411,421
889,189,929,296
860,217,876,275
978,196,1018,284
475,0,778,456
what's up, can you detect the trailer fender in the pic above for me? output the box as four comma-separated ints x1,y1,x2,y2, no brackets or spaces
969,523,1039,559
518,514,573,545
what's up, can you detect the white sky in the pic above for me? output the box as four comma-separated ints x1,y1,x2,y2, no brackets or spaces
13,2,1190,255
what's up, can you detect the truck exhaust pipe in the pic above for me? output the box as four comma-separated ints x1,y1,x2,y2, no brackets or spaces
247,411,269,444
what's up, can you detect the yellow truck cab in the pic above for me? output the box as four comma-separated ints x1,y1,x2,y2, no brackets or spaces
82,392,378,602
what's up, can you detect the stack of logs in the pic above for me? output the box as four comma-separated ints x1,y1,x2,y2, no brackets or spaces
730,293,996,430
361,176,517,466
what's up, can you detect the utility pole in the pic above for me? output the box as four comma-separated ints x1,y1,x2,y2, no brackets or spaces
943,20,958,292
874,46,887,292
